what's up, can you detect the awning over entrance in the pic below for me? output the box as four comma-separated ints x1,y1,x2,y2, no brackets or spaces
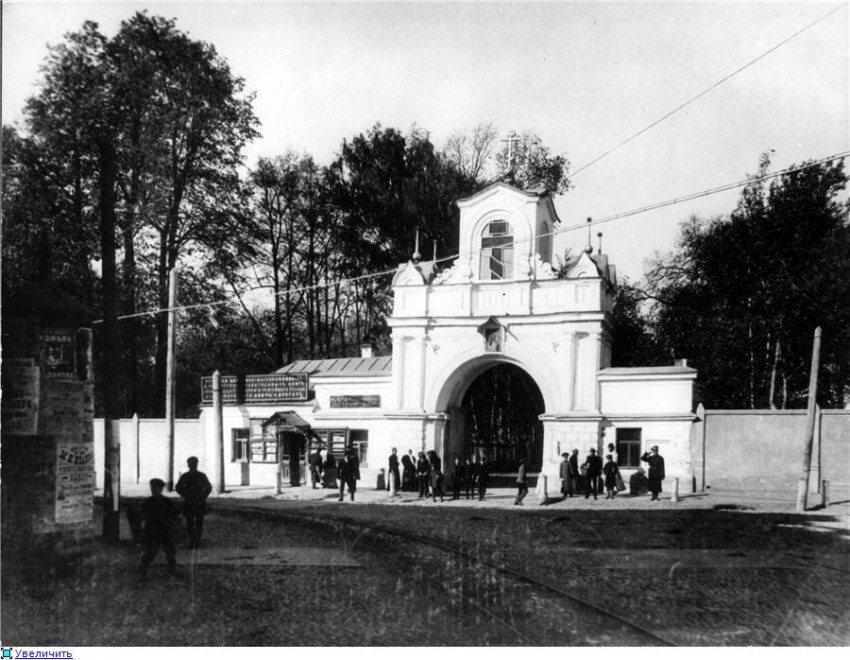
261,411,312,433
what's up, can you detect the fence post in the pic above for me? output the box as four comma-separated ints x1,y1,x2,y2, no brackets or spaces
132,413,140,484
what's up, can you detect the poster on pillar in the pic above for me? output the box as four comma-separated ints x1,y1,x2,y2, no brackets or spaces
55,441,95,524
39,379,85,439
1,358,40,435
40,328,77,379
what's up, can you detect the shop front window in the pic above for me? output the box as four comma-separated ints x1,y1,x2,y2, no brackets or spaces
249,418,278,463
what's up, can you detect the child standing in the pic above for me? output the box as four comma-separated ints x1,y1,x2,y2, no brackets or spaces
138,478,179,580
603,454,621,500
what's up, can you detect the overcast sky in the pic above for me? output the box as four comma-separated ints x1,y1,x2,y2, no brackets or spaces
3,1,848,281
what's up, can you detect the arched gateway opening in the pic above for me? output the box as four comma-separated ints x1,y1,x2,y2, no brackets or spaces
444,362,544,473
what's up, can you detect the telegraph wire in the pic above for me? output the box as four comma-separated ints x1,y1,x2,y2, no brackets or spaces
561,151,850,231
569,4,848,178
91,151,849,325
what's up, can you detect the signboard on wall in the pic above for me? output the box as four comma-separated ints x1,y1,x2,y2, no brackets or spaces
55,441,95,524
200,373,309,404
330,395,381,408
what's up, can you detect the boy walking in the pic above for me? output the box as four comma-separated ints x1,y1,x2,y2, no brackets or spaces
514,458,529,505
138,478,179,580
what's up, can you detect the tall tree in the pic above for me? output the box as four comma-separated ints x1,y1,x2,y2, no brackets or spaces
326,124,477,351
444,122,499,182
16,12,260,418
496,131,572,194
645,156,850,408
104,13,259,415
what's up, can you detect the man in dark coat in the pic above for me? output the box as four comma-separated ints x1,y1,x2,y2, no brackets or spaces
451,457,464,500
138,478,179,580
175,456,212,548
427,450,444,502
401,451,415,492
416,452,431,498
582,448,603,500
309,448,324,489
337,450,361,502
476,458,490,501
568,449,580,496
641,445,666,501
387,447,401,492
464,457,476,500
559,452,569,498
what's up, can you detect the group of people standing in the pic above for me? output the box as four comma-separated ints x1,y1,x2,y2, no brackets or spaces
308,447,362,502
559,444,666,501
388,448,491,502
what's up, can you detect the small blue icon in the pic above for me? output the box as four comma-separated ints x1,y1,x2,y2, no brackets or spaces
2,648,12,659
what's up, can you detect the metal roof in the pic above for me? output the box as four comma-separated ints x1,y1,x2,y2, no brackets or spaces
276,356,392,377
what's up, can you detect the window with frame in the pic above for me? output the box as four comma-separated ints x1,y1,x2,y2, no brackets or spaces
349,430,368,467
616,428,642,468
232,428,249,462
313,428,347,462
249,418,279,463
479,221,514,280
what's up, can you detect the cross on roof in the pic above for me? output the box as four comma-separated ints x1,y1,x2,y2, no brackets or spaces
501,130,521,173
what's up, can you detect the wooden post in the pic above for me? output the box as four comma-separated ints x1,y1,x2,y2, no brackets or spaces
796,327,822,513
212,370,225,494
671,477,679,503
165,267,178,491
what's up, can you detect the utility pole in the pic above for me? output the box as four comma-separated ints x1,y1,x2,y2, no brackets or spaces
213,370,225,494
796,326,822,513
165,267,179,491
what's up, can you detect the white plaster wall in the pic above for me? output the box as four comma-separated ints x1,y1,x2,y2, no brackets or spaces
600,378,695,414
604,419,696,489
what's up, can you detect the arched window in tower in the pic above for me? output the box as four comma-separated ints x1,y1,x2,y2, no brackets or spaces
479,220,514,280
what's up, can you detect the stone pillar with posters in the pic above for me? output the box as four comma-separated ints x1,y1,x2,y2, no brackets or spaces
1,283,96,579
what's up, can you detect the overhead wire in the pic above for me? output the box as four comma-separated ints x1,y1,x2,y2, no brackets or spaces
89,5,849,327
569,3,848,178
91,151,849,325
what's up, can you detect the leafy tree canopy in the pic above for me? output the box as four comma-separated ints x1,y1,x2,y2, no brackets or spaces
644,156,850,408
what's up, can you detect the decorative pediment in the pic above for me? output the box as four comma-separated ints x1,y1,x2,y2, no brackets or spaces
456,181,543,209
392,261,427,287
566,251,600,279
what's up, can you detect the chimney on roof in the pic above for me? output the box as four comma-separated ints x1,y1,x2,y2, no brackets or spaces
673,358,688,367
361,343,373,359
